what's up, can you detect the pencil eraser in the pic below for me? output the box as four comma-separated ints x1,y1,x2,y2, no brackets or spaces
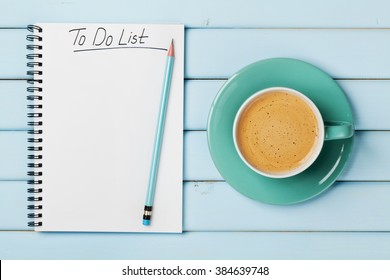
143,219,150,226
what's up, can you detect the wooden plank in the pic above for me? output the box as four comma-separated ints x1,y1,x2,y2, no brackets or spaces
0,182,29,230
186,29,390,78
0,130,389,181
1,79,390,131
184,80,221,130
340,80,390,130
2,181,390,231
0,131,28,180
0,80,28,130
183,131,390,181
184,80,390,131
184,181,390,231
0,29,27,78
0,0,390,28
2,29,390,79
0,231,389,259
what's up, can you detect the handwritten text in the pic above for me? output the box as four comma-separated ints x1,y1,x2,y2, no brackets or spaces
68,27,166,53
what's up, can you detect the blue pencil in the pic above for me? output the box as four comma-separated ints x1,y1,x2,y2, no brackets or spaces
143,39,175,226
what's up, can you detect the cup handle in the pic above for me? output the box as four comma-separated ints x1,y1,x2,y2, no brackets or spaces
324,121,354,141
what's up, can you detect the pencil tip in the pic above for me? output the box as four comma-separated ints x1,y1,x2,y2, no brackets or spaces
168,39,174,57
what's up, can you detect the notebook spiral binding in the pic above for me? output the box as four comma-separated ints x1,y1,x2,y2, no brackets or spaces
26,24,43,227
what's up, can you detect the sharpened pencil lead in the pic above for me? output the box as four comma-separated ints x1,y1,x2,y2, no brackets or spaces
168,39,174,57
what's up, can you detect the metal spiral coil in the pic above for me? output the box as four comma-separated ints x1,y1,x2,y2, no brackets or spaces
26,25,43,228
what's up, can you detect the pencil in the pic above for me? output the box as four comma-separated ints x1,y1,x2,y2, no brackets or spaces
143,39,175,226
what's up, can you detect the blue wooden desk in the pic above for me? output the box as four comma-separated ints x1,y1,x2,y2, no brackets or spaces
0,0,390,259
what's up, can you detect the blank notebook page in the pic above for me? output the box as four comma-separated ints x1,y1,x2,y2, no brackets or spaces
35,23,183,232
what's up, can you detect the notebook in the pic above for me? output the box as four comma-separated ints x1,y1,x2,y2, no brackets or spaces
26,23,184,232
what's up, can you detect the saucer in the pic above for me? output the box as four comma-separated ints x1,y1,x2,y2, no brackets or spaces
207,58,354,204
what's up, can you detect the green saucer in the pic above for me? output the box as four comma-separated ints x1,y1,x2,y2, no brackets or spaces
207,58,354,205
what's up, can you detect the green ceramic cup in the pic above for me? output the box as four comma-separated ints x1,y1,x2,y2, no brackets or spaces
208,58,355,204
232,87,354,179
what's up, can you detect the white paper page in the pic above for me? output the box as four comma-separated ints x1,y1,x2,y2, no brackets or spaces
34,23,183,232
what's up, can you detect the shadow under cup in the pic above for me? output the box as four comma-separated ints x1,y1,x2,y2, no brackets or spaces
233,87,354,179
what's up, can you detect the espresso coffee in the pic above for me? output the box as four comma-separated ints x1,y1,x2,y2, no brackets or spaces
236,91,319,174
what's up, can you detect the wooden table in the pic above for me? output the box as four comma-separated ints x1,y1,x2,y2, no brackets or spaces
0,0,390,259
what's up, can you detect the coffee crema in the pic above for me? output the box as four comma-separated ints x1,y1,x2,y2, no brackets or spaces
236,91,319,174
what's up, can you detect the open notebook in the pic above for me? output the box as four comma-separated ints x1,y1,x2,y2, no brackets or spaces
26,23,184,232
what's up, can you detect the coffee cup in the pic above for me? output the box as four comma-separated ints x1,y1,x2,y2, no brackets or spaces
233,87,354,178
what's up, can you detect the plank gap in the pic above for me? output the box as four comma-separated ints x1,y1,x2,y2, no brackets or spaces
182,230,390,233
0,230,389,233
4,77,387,81
3,27,390,30
183,129,390,132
